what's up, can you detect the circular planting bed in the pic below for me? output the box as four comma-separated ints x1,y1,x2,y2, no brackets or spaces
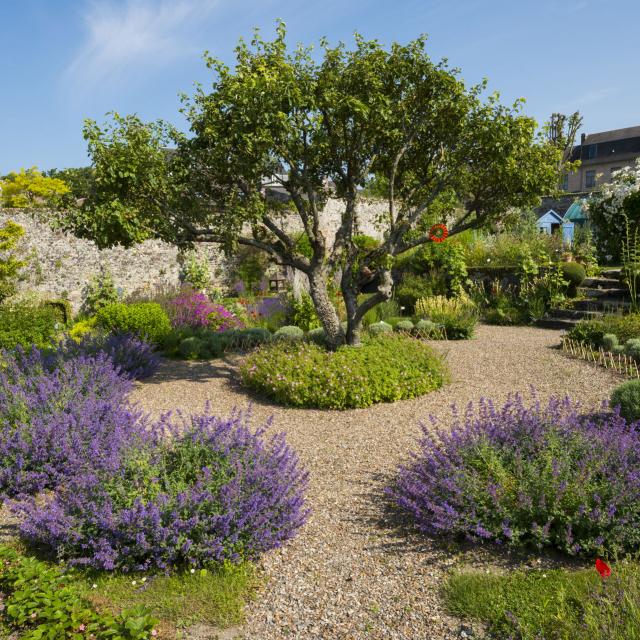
239,334,448,409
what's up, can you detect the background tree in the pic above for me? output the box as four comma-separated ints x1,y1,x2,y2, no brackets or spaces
0,220,26,303
46,167,95,207
548,111,583,186
61,25,565,347
0,167,69,208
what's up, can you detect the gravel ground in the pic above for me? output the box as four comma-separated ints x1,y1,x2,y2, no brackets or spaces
129,325,621,640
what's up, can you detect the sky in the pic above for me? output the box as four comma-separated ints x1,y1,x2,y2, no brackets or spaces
1,0,639,174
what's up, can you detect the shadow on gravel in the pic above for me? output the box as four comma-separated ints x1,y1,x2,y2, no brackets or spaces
141,357,239,385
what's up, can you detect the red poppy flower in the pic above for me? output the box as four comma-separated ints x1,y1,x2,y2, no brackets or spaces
429,223,449,243
595,558,611,579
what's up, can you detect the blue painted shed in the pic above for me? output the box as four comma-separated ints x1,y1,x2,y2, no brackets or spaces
536,209,565,235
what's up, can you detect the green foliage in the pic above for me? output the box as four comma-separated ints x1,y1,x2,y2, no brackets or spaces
621,213,640,311
179,336,204,359
602,333,619,352
273,325,305,342
285,291,320,331
0,546,157,639
395,273,437,314
0,302,60,349
368,321,393,336
568,314,640,348
180,249,211,291
163,327,272,359
96,302,171,344
233,245,270,293
0,219,26,303
360,295,400,327
0,167,70,208
43,299,73,326
611,379,640,423
240,335,448,409
560,261,586,297
444,560,640,640
81,267,120,315
415,295,478,339
46,166,95,206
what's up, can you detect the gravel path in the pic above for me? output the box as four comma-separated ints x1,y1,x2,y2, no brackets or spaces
131,325,622,640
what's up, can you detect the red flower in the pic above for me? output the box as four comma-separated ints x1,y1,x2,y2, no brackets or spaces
595,558,611,579
429,223,449,243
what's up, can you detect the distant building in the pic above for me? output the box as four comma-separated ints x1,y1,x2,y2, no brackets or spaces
536,201,589,245
565,125,640,192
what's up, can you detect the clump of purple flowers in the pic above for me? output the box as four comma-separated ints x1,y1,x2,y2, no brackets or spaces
16,409,309,571
52,333,161,380
168,289,243,332
0,347,146,498
389,394,640,556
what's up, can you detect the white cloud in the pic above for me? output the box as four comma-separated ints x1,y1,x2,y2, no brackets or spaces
66,0,217,87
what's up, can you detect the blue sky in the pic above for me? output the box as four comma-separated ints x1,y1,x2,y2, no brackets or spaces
1,0,638,174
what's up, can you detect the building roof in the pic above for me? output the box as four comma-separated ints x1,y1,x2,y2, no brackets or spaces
582,125,640,146
564,200,588,222
537,209,564,224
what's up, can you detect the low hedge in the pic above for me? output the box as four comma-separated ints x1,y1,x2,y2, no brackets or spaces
96,302,171,345
0,302,60,350
240,334,448,409
567,313,640,348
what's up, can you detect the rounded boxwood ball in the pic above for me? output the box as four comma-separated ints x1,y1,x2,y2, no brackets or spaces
560,262,586,298
394,320,415,332
368,321,392,336
273,325,305,342
611,379,640,423
602,333,619,352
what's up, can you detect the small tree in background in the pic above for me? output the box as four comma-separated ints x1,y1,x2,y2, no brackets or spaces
0,167,70,208
60,24,565,347
0,220,26,303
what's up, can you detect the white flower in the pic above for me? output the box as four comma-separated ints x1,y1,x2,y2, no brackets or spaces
131,580,137,586
92,584,97,589
141,577,147,583
190,568,195,574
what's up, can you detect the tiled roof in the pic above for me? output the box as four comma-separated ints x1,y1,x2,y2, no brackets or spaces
582,125,640,145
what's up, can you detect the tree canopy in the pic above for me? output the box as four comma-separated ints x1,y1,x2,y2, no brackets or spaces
61,24,566,346
0,167,70,208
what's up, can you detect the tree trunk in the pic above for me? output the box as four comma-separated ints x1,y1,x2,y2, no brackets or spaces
343,286,363,347
307,270,343,349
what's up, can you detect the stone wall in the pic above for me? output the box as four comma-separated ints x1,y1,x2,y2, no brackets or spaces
1,199,388,310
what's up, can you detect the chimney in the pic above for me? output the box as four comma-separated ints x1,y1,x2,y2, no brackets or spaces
580,133,586,145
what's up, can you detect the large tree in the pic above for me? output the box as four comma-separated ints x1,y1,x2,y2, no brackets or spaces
62,25,565,347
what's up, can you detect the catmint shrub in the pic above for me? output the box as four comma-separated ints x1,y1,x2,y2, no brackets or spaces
0,347,146,498
389,394,640,556
17,409,309,571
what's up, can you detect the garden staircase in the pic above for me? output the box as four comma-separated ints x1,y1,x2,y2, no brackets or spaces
537,269,631,331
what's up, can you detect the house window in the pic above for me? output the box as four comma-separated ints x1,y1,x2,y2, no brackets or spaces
587,144,598,159
585,170,596,188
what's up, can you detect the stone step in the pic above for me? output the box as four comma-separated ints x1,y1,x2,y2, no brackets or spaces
581,286,630,299
546,307,603,320
572,298,632,312
600,269,622,278
582,277,623,290
536,317,581,331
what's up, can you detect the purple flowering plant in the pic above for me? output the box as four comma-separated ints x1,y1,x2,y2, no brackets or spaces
168,289,243,332
389,394,640,556
16,408,310,571
0,347,146,498
52,333,161,380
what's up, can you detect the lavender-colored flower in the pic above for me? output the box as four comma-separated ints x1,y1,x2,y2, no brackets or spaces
16,408,309,571
388,394,640,556
0,346,146,498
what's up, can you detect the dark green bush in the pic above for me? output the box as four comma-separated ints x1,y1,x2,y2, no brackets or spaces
164,326,272,359
0,303,60,350
395,274,435,313
96,302,171,344
560,262,586,297
0,546,157,639
179,336,204,359
240,334,448,409
611,379,640,423
567,319,607,346
43,298,73,326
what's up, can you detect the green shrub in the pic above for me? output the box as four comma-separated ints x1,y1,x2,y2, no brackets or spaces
560,261,586,297
625,338,640,361
567,319,607,346
570,314,640,348
273,325,305,342
415,295,478,339
395,319,414,332
81,267,120,315
368,321,393,336
285,292,320,332
360,296,400,327
611,379,640,422
415,319,438,334
0,302,60,350
234,327,272,348
240,335,448,409
43,298,73,326
602,333,619,351
179,336,205,359
613,345,626,355
395,274,435,313
96,302,171,344
0,546,157,639
306,327,327,345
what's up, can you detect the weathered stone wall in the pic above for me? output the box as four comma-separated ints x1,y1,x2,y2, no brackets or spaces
1,199,388,310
